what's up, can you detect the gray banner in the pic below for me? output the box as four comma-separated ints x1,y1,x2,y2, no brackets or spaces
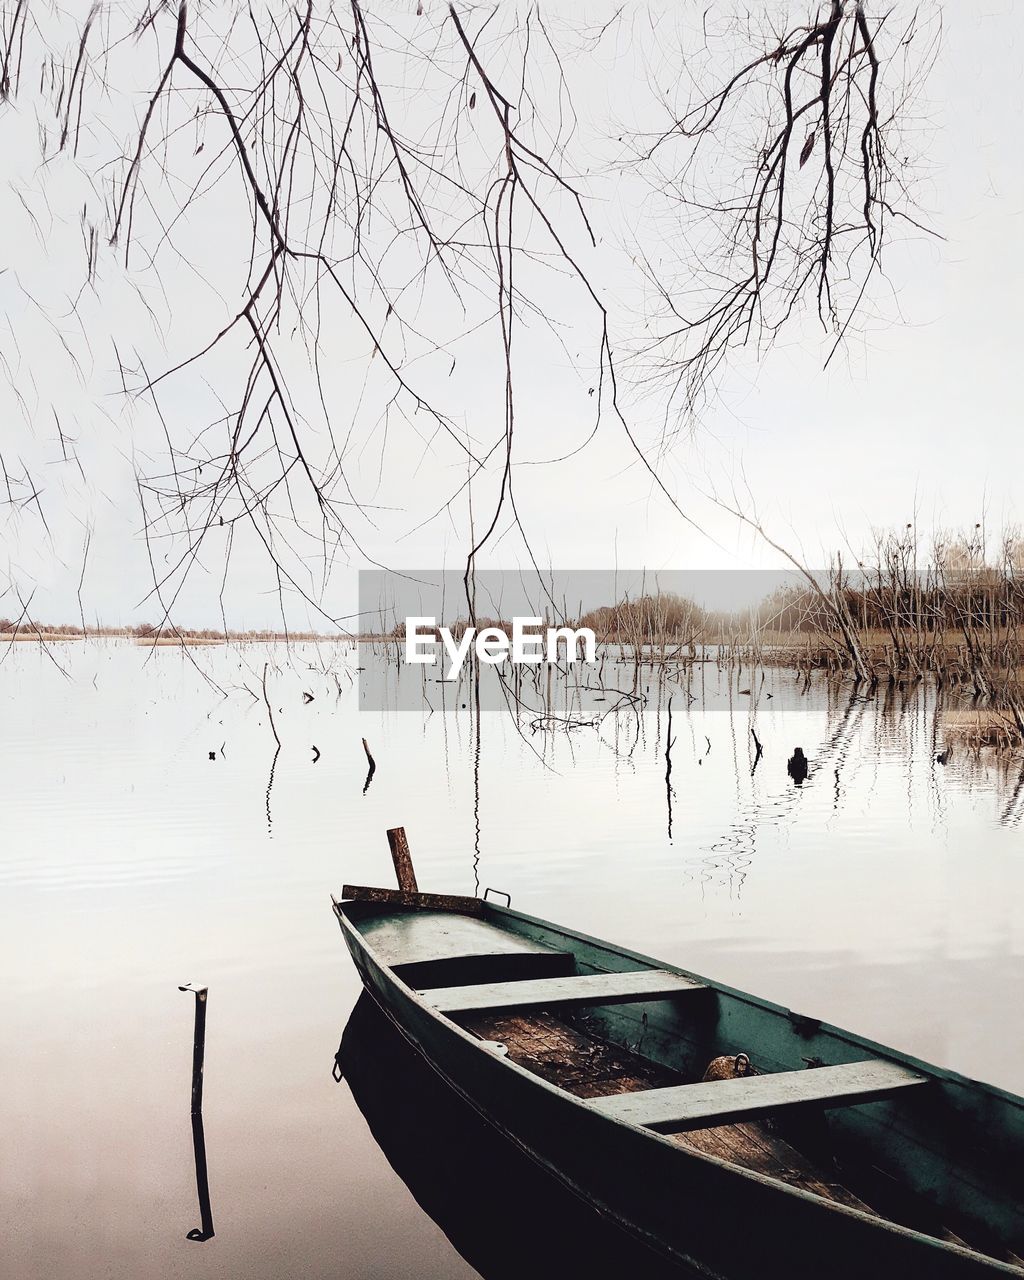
356,568,856,711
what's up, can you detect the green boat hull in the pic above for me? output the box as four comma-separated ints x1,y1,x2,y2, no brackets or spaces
335,899,1024,1278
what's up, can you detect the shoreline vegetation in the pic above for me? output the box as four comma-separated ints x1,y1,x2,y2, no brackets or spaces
4,534,1022,747
0,627,334,644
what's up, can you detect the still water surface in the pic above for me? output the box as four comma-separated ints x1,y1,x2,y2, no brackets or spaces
2,640,1022,1278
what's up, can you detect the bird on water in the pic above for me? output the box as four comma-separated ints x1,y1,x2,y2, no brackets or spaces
787,747,809,786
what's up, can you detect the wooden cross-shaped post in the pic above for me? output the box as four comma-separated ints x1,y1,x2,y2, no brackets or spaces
386,826,418,893
340,826,483,913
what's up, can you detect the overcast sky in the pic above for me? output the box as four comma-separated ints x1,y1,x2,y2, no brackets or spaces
0,1,1021,628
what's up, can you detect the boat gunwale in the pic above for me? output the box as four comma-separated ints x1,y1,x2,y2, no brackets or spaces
334,898,1022,1274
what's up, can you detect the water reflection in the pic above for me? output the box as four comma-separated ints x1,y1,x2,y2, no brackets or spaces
186,1111,215,1242
359,737,376,794
336,993,696,1280
680,685,871,898
4,639,1024,1278
1002,759,1024,826
265,744,280,834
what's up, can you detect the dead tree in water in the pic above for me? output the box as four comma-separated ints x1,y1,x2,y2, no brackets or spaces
711,494,872,684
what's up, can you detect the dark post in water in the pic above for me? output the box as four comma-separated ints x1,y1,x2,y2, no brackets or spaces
189,986,208,1114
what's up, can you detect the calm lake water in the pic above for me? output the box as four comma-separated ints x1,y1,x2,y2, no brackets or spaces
3,639,1022,1279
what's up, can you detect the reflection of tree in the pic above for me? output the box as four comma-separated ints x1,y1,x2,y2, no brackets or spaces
681,680,867,896
1000,760,1024,829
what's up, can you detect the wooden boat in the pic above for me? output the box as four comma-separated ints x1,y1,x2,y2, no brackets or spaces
334,887,1024,1278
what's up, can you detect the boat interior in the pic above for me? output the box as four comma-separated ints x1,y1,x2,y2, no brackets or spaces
343,901,1024,1273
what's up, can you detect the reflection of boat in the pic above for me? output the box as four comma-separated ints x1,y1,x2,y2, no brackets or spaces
334,894,1024,1278
337,993,690,1278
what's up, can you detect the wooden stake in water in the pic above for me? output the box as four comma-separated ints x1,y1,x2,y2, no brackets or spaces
179,984,215,1241
386,826,418,892
188,987,208,1114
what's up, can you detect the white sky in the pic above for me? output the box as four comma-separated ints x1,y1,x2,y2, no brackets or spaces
0,1,1021,628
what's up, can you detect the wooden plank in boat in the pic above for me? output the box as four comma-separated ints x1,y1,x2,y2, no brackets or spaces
674,1122,877,1214
357,909,569,970
462,1010,683,1098
463,1010,882,1220
422,968,705,1014
588,1060,927,1132
343,884,485,914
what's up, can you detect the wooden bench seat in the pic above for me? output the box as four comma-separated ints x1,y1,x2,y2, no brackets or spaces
421,968,704,1015
587,1060,927,1132
355,909,575,987
359,910,564,968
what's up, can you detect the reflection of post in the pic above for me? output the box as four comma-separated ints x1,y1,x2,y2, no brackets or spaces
751,727,764,775
361,738,376,794
180,985,215,1242
188,1110,215,1242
